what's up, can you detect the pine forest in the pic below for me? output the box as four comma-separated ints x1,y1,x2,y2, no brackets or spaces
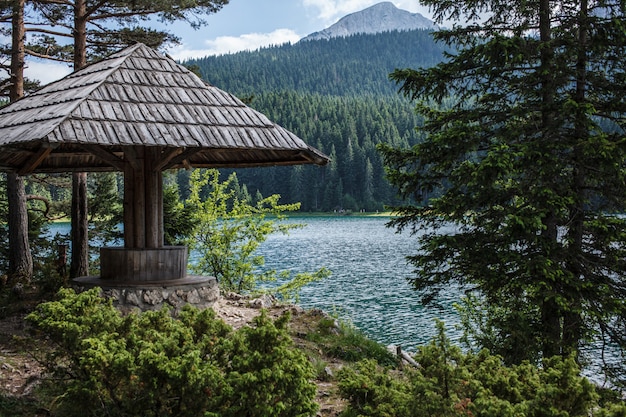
183,30,448,211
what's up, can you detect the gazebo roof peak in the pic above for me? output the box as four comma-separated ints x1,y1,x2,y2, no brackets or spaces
0,43,329,174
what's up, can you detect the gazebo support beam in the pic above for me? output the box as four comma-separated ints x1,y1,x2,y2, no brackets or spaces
154,147,183,171
161,148,202,170
123,146,163,249
144,146,163,248
102,144,187,282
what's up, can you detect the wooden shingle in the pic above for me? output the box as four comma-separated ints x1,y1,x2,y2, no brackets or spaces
0,43,328,174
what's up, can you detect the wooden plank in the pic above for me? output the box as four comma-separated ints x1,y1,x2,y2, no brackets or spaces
81,145,125,170
100,247,188,281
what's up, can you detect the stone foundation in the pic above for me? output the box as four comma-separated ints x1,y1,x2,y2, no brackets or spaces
73,275,219,314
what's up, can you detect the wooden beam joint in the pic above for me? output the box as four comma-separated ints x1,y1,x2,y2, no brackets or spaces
161,147,202,170
80,144,125,171
18,144,56,175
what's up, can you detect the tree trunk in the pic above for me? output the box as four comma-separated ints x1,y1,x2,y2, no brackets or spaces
70,172,89,277
6,0,33,286
10,0,24,103
74,0,87,69
7,173,33,284
69,0,90,278
536,0,566,358
562,0,590,357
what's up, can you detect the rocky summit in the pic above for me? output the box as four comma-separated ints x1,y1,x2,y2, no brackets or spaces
301,2,438,42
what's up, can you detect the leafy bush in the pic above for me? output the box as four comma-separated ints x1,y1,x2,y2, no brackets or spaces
185,168,329,299
27,288,318,417
338,321,621,417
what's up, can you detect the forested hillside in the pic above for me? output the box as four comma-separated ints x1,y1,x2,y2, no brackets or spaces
183,30,446,211
187,30,446,97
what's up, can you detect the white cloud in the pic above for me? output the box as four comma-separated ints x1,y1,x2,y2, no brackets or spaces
167,28,301,61
302,0,433,23
25,60,72,85
302,0,376,22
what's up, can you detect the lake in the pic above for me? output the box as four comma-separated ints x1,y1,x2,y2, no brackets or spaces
47,216,619,379
256,215,461,349
48,215,461,350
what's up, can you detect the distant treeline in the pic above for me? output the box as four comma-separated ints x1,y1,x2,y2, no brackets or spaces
182,30,447,211
176,92,425,212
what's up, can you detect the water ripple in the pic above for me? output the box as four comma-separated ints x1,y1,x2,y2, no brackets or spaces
259,216,462,349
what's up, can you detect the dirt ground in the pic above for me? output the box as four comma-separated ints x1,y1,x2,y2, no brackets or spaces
0,292,347,416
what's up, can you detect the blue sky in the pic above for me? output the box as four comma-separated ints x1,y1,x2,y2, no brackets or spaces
25,0,436,83
164,0,435,59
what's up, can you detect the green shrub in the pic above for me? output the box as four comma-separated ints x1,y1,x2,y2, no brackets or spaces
338,321,620,417
337,359,411,417
221,312,318,417
27,287,318,417
185,168,328,300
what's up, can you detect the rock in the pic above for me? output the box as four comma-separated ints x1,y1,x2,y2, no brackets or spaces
198,286,219,302
143,289,163,306
225,292,244,300
186,289,201,304
290,305,304,314
167,291,183,308
125,291,140,307
250,293,275,309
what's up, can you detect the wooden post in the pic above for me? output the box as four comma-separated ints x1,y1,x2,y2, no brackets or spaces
145,147,162,248
109,146,173,281
123,157,135,248
123,146,165,250
133,147,146,248
157,156,164,247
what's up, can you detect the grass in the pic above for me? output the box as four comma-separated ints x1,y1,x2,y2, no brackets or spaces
301,315,397,367
1,294,400,416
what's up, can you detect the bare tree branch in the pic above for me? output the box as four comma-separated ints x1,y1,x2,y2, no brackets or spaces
25,27,70,37
25,48,72,62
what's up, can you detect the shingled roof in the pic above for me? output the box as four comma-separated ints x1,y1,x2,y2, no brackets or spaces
0,43,329,174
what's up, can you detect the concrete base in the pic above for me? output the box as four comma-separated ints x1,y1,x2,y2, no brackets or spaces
73,275,219,314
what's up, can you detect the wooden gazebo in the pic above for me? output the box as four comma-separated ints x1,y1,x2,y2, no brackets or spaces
0,43,329,285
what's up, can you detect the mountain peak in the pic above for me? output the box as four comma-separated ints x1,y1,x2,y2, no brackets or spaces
301,2,438,42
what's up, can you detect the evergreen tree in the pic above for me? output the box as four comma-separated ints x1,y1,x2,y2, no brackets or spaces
204,92,423,212
18,0,230,277
0,0,33,290
380,0,626,384
187,30,448,97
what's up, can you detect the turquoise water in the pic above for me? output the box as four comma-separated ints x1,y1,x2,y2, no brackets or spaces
257,216,461,349
48,216,462,349
46,217,621,377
